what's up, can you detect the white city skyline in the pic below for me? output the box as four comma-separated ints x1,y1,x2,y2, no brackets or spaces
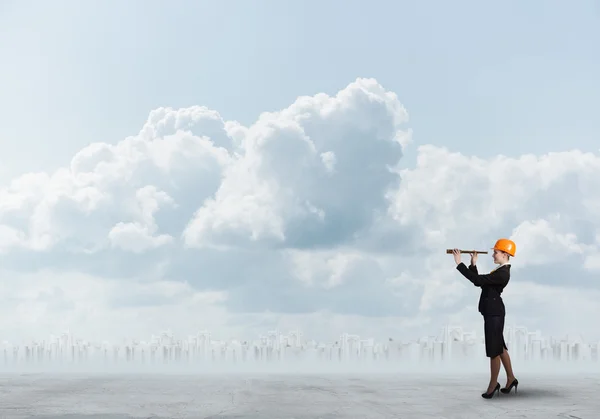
3,323,600,372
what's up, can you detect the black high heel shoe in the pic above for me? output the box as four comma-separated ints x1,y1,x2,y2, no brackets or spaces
482,383,500,399
500,378,519,394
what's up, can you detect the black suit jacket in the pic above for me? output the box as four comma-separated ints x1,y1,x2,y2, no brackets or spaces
456,262,510,316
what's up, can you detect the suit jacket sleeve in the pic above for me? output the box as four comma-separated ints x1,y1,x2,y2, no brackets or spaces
467,264,478,286
456,262,509,287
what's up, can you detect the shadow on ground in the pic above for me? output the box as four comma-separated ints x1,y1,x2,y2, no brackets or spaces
488,388,566,400
29,416,171,419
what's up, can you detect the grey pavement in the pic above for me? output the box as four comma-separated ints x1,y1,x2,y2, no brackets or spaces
0,372,598,418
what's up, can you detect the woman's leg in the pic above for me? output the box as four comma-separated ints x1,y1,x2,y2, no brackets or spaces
484,315,503,393
495,315,516,387
500,348,516,387
488,355,501,392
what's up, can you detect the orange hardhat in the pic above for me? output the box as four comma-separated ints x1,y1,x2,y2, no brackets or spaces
492,238,516,256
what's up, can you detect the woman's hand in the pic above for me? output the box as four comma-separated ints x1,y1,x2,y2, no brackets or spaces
452,248,461,265
470,251,478,266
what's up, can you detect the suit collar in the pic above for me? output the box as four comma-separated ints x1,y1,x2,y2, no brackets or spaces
491,263,510,272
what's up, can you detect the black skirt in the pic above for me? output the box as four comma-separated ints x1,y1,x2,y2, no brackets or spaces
483,315,508,358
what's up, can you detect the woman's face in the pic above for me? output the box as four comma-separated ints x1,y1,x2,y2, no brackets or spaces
492,249,505,264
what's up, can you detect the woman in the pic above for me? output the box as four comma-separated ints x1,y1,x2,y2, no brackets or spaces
452,239,519,399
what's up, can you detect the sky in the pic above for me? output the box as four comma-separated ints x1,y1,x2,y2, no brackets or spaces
0,0,599,344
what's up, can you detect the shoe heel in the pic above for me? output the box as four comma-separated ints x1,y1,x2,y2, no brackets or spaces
482,383,501,399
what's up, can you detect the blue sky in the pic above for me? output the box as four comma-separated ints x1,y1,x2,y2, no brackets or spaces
1,0,598,180
0,0,599,343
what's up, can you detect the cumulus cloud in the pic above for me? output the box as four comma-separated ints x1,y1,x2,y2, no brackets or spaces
388,146,600,261
1,78,600,342
108,186,176,253
182,79,409,250
0,269,230,342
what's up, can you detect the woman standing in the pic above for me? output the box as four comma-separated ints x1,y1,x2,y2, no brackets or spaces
452,239,519,399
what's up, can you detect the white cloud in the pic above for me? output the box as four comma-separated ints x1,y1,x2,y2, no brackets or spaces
108,185,176,253
182,78,409,250
0,269,229,341
1,78,600,343
510,217,591,266
0,224,25,251
286,248,368,288
388,146,600,259
108,222,173,253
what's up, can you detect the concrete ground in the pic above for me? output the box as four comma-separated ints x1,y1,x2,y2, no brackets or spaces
0,372,598,418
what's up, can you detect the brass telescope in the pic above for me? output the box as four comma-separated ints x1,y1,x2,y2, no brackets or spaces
446,249,488,254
